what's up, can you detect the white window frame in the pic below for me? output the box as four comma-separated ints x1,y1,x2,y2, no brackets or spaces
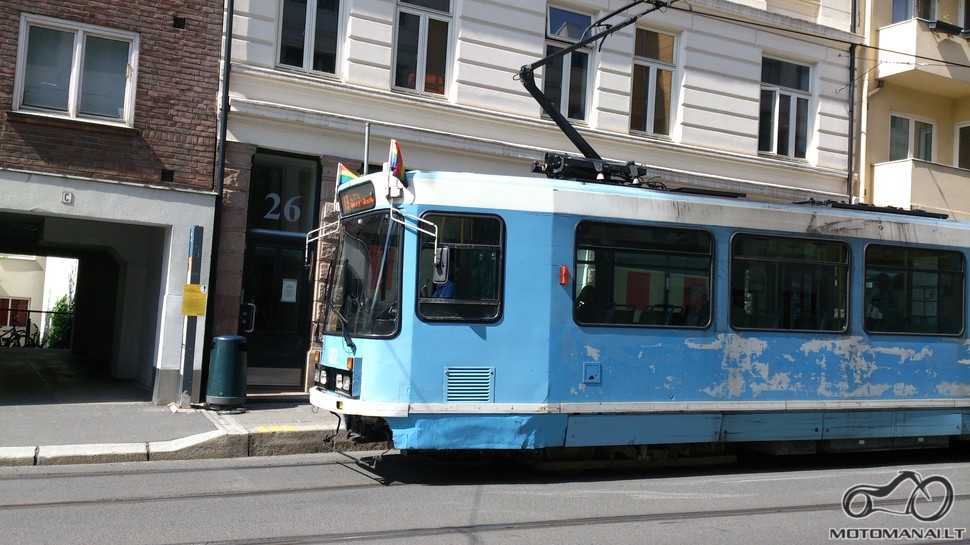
276,0,344,76
544,5,594,122
890,113,935,162
759,56,813,159
392,0,452,96
955,122,970,169
630,27,677,136
13,14,138,127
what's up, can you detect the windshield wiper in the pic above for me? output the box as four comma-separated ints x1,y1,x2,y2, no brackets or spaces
331,308,356,351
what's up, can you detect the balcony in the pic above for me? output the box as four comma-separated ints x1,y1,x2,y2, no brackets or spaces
871,159,970,221
876,19,970,97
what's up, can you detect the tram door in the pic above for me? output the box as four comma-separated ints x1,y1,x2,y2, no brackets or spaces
239,151,319,390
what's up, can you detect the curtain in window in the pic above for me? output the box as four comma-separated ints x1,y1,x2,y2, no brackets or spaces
79,35,128,119
23,26,74,112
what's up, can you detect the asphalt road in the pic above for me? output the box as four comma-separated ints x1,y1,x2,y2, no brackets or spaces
1,448,968,545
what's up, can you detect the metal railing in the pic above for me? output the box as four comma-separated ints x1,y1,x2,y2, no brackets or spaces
0,308,74,349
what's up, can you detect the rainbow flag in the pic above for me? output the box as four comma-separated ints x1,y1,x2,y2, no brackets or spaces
336,162,357,185
388,139,405,182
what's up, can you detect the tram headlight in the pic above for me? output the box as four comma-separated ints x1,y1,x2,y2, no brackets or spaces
335,374,344,390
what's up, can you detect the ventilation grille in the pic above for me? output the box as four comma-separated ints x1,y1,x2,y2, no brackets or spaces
444,367,494,403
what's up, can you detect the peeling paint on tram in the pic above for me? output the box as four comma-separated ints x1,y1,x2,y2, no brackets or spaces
673,333,970,402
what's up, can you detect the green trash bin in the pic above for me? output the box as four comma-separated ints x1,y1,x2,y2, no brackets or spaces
207,335,247,407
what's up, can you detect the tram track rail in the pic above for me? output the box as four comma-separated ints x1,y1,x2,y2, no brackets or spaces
0,456,377,482
0,480,393,511
0,455,406,511
4,451,967,543
165,496,970,545
4,459,968,543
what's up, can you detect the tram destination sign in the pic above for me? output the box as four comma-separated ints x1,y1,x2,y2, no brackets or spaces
339,182,376,215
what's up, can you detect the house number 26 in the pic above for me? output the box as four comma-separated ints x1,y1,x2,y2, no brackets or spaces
263,193,302,222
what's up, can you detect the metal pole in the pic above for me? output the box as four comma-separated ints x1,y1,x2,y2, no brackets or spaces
179,225,204,408
363,122,371,175
200,0,235,401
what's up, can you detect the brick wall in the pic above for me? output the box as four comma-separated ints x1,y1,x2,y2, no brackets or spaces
310,159,348,341
0,1,222,190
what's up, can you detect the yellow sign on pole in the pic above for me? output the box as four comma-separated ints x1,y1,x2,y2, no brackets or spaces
181,284,207,316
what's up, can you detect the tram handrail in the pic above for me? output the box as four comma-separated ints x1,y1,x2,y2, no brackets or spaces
389,209,440,266
305,221,340,264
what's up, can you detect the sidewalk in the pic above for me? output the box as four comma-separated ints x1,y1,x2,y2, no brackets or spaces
0,349,355,466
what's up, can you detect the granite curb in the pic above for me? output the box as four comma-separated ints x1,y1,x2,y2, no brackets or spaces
0,408,348,467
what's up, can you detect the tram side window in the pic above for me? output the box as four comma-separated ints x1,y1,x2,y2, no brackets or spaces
574,222,712,327
864,245,964,335
730,235,848,332
417,213,504,322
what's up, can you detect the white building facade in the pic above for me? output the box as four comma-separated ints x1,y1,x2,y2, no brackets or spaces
219,0,860,390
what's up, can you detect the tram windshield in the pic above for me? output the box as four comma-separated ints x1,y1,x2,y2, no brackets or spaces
324,211,402,337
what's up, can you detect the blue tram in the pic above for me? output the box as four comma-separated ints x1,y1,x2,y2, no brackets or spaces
309,166,970,460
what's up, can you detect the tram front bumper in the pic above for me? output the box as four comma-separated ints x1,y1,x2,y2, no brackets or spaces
309,387,409,418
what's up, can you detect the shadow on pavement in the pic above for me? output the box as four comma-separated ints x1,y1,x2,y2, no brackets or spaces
0,347,151,406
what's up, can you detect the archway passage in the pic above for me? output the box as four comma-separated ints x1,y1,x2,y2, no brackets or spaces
0,212,164,397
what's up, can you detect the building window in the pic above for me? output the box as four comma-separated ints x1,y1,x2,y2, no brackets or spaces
958,124,970,169
889,115,933,161
758,57,811,159
0,298,30,328
15,15,137,125
278,0,342,74
574,222,713,328
394,0,451,95
544,6,593,121
730,234,848,332
864,245,964,335
417,213,504,322
892,0,935,23
630,28,676,135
